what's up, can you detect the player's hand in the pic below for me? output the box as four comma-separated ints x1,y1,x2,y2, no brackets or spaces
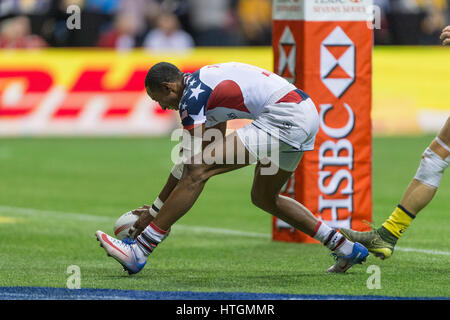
129,205,154,238
440,26,450,45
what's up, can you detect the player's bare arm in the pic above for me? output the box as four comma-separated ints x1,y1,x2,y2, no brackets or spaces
128,174,178,238
151,122,248,231
129,121,228,237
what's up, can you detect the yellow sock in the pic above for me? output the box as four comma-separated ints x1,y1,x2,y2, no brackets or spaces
381,205,415,239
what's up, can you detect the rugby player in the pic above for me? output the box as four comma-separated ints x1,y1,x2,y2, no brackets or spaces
339,26,450,259
95,61,369,274
340,116,449,259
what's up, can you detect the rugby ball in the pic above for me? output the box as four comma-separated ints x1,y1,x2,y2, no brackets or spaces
113,211,138,240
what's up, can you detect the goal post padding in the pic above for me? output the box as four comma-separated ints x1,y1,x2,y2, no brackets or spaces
272,0,373,243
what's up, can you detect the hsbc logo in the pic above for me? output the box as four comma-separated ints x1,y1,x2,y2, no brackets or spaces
317,25,359,227
320,26,355,98
278,26,296,84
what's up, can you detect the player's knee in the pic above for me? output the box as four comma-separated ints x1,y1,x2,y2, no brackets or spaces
414,147,449,188
251,189,277,211
250,186,264,207
183,164,211,185
250,189,261,208
430,136,450,160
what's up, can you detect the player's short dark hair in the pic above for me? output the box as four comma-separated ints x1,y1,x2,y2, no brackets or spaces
145,62,182,92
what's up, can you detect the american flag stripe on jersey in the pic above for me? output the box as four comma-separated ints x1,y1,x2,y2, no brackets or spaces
275,89,310,104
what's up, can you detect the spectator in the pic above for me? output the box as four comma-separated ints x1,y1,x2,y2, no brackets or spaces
84,0,120,15
417,0,448,44
187,0,241,46
0,15,47,48
77,0,121,47
118,0,161,42
373,0,392,44
386,0,423,44
237,0,272,46
143,12,194,52
97,12,139,51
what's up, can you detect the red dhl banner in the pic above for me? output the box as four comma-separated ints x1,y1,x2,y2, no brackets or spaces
2,47,446,137
0,48,270,136
272,0,373,242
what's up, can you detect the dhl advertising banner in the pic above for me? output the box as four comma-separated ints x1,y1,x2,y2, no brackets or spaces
1,47,446,137
0,48,269,136
272,0,373,242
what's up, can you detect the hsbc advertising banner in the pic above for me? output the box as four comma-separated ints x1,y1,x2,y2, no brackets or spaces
272,0,373,242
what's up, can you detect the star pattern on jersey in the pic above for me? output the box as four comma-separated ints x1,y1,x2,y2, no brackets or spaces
189,105,205,123
188,77,196,87
189,83,205,100
178,70,211,128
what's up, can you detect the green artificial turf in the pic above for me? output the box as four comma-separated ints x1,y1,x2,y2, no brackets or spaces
0,135,448,297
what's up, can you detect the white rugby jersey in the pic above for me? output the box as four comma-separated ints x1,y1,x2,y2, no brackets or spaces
178,62,309,130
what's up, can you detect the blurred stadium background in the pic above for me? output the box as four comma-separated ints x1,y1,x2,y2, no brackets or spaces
1,0,450,48
0,0,449,135
0,0,449,299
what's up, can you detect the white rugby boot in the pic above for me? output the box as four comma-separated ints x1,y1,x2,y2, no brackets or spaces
95,230,147,275
327,242,369,273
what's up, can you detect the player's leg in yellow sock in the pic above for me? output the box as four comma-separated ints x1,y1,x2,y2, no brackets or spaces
342,119,449,259
379,205,415,243
379,122,450,244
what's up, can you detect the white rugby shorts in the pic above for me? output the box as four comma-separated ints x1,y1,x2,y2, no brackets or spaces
236,96,319,172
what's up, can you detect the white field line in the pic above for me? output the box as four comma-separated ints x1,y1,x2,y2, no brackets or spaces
173,224,270,239
0,205,449,257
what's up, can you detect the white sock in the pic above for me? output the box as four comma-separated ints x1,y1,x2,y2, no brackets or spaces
133,243,147,263
312,221,353,256
135,222,168,256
